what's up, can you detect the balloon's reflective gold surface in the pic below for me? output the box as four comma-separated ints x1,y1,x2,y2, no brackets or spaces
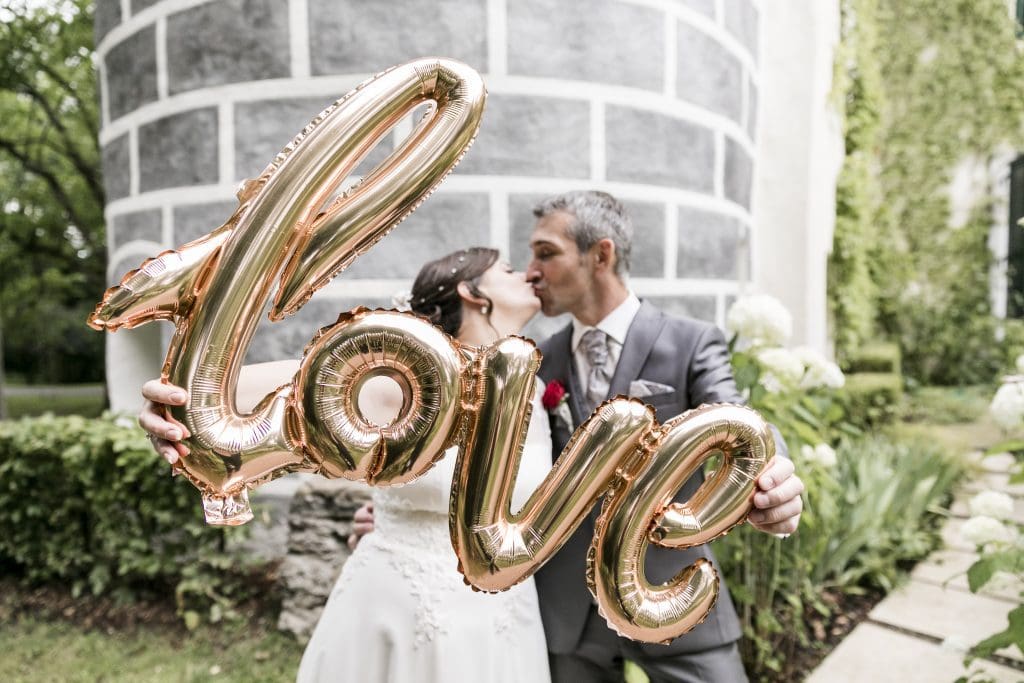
89,58,486,524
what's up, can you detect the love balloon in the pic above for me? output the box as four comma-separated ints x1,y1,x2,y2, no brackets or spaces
89,58,773,643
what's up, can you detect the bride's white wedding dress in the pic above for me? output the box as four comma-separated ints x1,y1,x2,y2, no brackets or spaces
297,382,553,683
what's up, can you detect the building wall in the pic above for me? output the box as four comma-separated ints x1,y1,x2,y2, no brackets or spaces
96,0,761,412
752,1,842,353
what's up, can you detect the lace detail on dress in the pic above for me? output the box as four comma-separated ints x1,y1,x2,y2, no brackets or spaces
328,379,554,649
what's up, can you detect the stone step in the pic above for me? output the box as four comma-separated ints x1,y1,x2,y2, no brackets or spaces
869,580,1023,662
911,548,1022,603
940,518,975,553
805,622,1022,683
964,452,1017,474
964,472,1024,498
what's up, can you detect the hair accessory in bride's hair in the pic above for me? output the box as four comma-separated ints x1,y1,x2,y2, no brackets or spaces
391,289,413,312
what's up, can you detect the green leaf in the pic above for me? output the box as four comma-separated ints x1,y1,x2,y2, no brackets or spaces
985,440,1024,456
967,558,996,593
183,610,201,631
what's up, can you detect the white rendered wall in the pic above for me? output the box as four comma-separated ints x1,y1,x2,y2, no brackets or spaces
752,1,842,353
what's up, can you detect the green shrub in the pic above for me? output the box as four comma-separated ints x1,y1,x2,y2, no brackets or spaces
841,372,903,429
1001,319,1024,372
0,414,267,626
844,342,900,374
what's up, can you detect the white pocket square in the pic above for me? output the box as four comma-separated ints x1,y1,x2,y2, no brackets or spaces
628,379,675,398
552,401,574,429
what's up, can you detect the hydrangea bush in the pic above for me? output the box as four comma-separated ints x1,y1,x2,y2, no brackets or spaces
725,294,848,456
718,295,963,678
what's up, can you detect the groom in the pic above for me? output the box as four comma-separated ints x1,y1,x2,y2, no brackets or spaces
523,190,802,682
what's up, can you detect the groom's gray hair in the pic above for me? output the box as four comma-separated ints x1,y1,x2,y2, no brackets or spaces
533,190,633,277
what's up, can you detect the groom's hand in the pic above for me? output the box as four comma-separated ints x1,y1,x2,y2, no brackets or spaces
347,502,375,550
747,457,803,536
138,380,191,465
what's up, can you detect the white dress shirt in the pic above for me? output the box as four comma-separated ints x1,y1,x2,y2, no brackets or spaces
570,293,641,397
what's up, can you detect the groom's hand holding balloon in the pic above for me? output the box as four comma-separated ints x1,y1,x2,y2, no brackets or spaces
747,456,804,536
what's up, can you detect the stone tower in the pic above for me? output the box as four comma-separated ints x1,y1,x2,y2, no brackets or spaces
95,0,760,410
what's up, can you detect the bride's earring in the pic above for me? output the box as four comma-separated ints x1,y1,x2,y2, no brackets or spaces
481,305,489,315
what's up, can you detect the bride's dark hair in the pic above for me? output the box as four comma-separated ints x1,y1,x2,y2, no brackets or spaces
410,247,499,337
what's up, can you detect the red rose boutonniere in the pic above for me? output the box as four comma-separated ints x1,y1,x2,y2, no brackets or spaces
542,380,573,428
542,380,567,410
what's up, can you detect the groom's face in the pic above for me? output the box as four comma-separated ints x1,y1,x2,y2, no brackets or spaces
526,211,594,317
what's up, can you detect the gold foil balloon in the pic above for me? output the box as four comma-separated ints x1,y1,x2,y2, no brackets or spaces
588,403,775,643
90,56,774,643
450,337,656,592
297,308,469,485
450,338,773,643
89,58,486,524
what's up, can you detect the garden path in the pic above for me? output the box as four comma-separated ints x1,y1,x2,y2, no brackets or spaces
807,451,1024,682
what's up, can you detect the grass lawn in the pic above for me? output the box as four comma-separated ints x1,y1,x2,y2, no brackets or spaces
889,383,1001,454
0,617,303,682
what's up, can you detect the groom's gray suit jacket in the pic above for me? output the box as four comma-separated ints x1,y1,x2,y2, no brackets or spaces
534,300,787,657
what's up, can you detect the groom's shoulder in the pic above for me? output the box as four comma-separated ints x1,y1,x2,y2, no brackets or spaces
640,301,715,338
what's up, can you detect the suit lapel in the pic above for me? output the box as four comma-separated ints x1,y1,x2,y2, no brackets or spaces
538,324,586,427
607,301,665,398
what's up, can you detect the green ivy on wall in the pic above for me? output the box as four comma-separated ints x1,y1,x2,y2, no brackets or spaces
830,0,1024,384
829,0,885,365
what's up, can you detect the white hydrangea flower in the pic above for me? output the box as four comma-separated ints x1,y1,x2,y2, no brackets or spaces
969,491,1015,521
814,443,837,467
794,346,846,390
756,347,804,393
800,443,837,467
1016,354,1024,374
990,381,1024,431
961,515,1013,547
726,295,793,348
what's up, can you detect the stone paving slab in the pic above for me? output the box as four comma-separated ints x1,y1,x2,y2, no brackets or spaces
805,622,1022,683
965,472,1024,498
911,548,1023,603
940,518,975,553
964,452,1016,473
870,581,1022,662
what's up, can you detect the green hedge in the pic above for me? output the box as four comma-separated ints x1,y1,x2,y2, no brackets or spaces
0,414,263,625
845,342,901,375
841,372,903,429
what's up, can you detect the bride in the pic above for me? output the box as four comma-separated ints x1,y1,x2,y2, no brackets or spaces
139,247,553,683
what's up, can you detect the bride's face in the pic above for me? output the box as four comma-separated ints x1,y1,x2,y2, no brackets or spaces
476,261,541,329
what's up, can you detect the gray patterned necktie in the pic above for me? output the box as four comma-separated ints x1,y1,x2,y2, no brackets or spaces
580,328,613,415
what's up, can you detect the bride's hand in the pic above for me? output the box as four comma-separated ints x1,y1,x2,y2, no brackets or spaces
138,380,191,466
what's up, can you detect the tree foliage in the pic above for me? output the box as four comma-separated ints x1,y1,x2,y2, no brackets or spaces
0,0,104,383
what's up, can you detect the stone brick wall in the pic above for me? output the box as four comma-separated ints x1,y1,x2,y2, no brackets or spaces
95,0,759,405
